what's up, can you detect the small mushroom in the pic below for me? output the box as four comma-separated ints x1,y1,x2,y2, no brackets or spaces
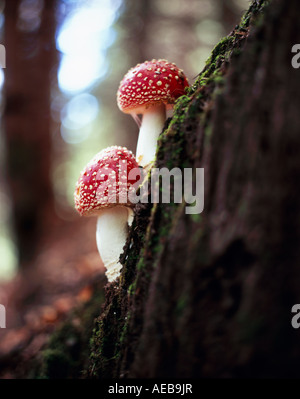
117,59,189,167
74,146,139,282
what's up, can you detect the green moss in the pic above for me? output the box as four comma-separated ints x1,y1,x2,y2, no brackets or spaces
119,313,131,344
36,322,83,379
166,95,192,134
189,213,202,224
128,280,137,296
89,303,122,377
40,349,73,379
190,35,234,93
32,281,105,379
240,0,270,29
176,294,188,318
136,257,146,271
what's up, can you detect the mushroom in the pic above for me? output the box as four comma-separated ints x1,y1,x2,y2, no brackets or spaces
117,59,189,167
74,146,139,283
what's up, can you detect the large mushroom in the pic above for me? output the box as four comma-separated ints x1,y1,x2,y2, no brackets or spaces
117,59,189,167
74,146,139,282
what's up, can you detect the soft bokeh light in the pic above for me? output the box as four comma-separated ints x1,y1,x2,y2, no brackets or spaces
60,123,92,144
57,10,117,54
0,12,4,31
196,19,225,46
61,93,100,131
0,191,18,282
56,0,121,94
54,0,124,216
0,69,4,89
17,0,44,33
0,236,18,281
58,53,108,94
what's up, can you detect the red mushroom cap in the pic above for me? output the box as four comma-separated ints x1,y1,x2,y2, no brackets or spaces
74,146,139,216
117,59,189,114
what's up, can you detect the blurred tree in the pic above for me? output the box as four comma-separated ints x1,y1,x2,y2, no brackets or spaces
120,0,149,63
4,0,58,266
218,0,244,33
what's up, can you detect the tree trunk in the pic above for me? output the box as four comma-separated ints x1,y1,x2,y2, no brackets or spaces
3,0,58,265
35,0,300,378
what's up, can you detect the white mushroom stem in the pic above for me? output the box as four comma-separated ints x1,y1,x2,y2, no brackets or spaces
134,103,166,167
96,206,133,282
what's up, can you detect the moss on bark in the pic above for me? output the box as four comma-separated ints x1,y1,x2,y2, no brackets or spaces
31,277,105,379
32,0,300,378
86,0,271,379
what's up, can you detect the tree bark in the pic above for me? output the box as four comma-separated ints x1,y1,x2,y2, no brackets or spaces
3,0,58,265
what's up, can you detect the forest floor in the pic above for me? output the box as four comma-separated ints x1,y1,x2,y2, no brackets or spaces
0,216,106,378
